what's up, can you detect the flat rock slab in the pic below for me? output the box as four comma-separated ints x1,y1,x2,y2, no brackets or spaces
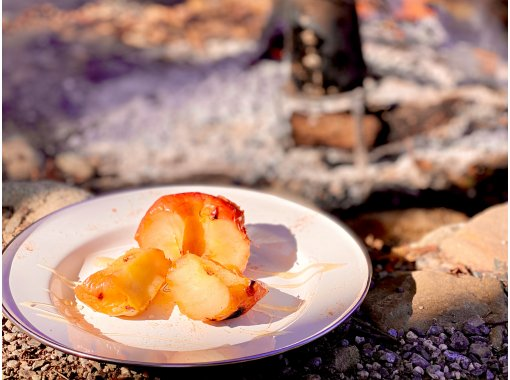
439,203,508,278
2,180,92,248
399,203,509,280
2,135,44,181
362,270,507,333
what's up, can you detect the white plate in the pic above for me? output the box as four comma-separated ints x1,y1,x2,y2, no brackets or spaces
3,185,371,367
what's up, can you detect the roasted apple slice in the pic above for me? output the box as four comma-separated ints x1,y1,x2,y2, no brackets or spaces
135,192,250,272
166,253,268,321
74,247,170,317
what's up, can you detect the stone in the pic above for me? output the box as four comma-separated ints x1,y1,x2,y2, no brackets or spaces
333,346,361,372
31,360,45,370
462,315,487,336
27,338,42,347
439,203,507,279
489,325,506,351
2,180,92,248
6,360,19,369
413,366,424,375
406,203,507,279
427,325,444,336
381,350,398,363
469,343,492,362
290,111,382,150
307,356,322,368
54,152,95,184
426,364,442,378
362,271,507,332
400,223,464,266
449,332,469,351
410,353,430,368
406,331,418,341
2,135,44,180
118,367,131,378
3,333,16,343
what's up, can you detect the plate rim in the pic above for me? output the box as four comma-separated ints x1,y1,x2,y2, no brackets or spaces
2,184,372,367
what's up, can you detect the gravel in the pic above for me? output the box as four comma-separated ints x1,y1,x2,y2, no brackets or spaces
3,306,507,379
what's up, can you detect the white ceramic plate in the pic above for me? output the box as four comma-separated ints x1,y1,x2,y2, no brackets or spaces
3,185,371,367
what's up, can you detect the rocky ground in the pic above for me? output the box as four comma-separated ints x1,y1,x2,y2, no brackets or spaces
2,180,508,379
2,0,508,379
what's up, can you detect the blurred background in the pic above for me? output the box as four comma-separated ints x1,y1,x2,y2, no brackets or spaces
3,0,508,214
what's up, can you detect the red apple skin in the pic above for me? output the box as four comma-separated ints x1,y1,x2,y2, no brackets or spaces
135,192,251,272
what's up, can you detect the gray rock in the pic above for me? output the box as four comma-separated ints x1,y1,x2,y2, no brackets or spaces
449,332,469,351
462,315,487,336
410,353,430,368
2,180,92,247
3,333,16,343
2,135,43,180
489,325,506,351
427,325,444,336
439,203,508,280
413,366,425,375
426,364,443,378
307,356,322,369
54,151,95,184
381,350,398,364
6,360,18,369
469,343,492,362
333,346,361,373
362,271,507,332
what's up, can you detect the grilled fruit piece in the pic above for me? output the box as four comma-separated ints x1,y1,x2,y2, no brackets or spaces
166,253,268,321
135,192,250,272
74,247,170,317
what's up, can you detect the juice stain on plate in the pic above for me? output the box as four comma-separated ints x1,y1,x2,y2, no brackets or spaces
38,264,77,288
34,249,336,345
247,262,344,280
255,301,303,314
20,301,69,324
